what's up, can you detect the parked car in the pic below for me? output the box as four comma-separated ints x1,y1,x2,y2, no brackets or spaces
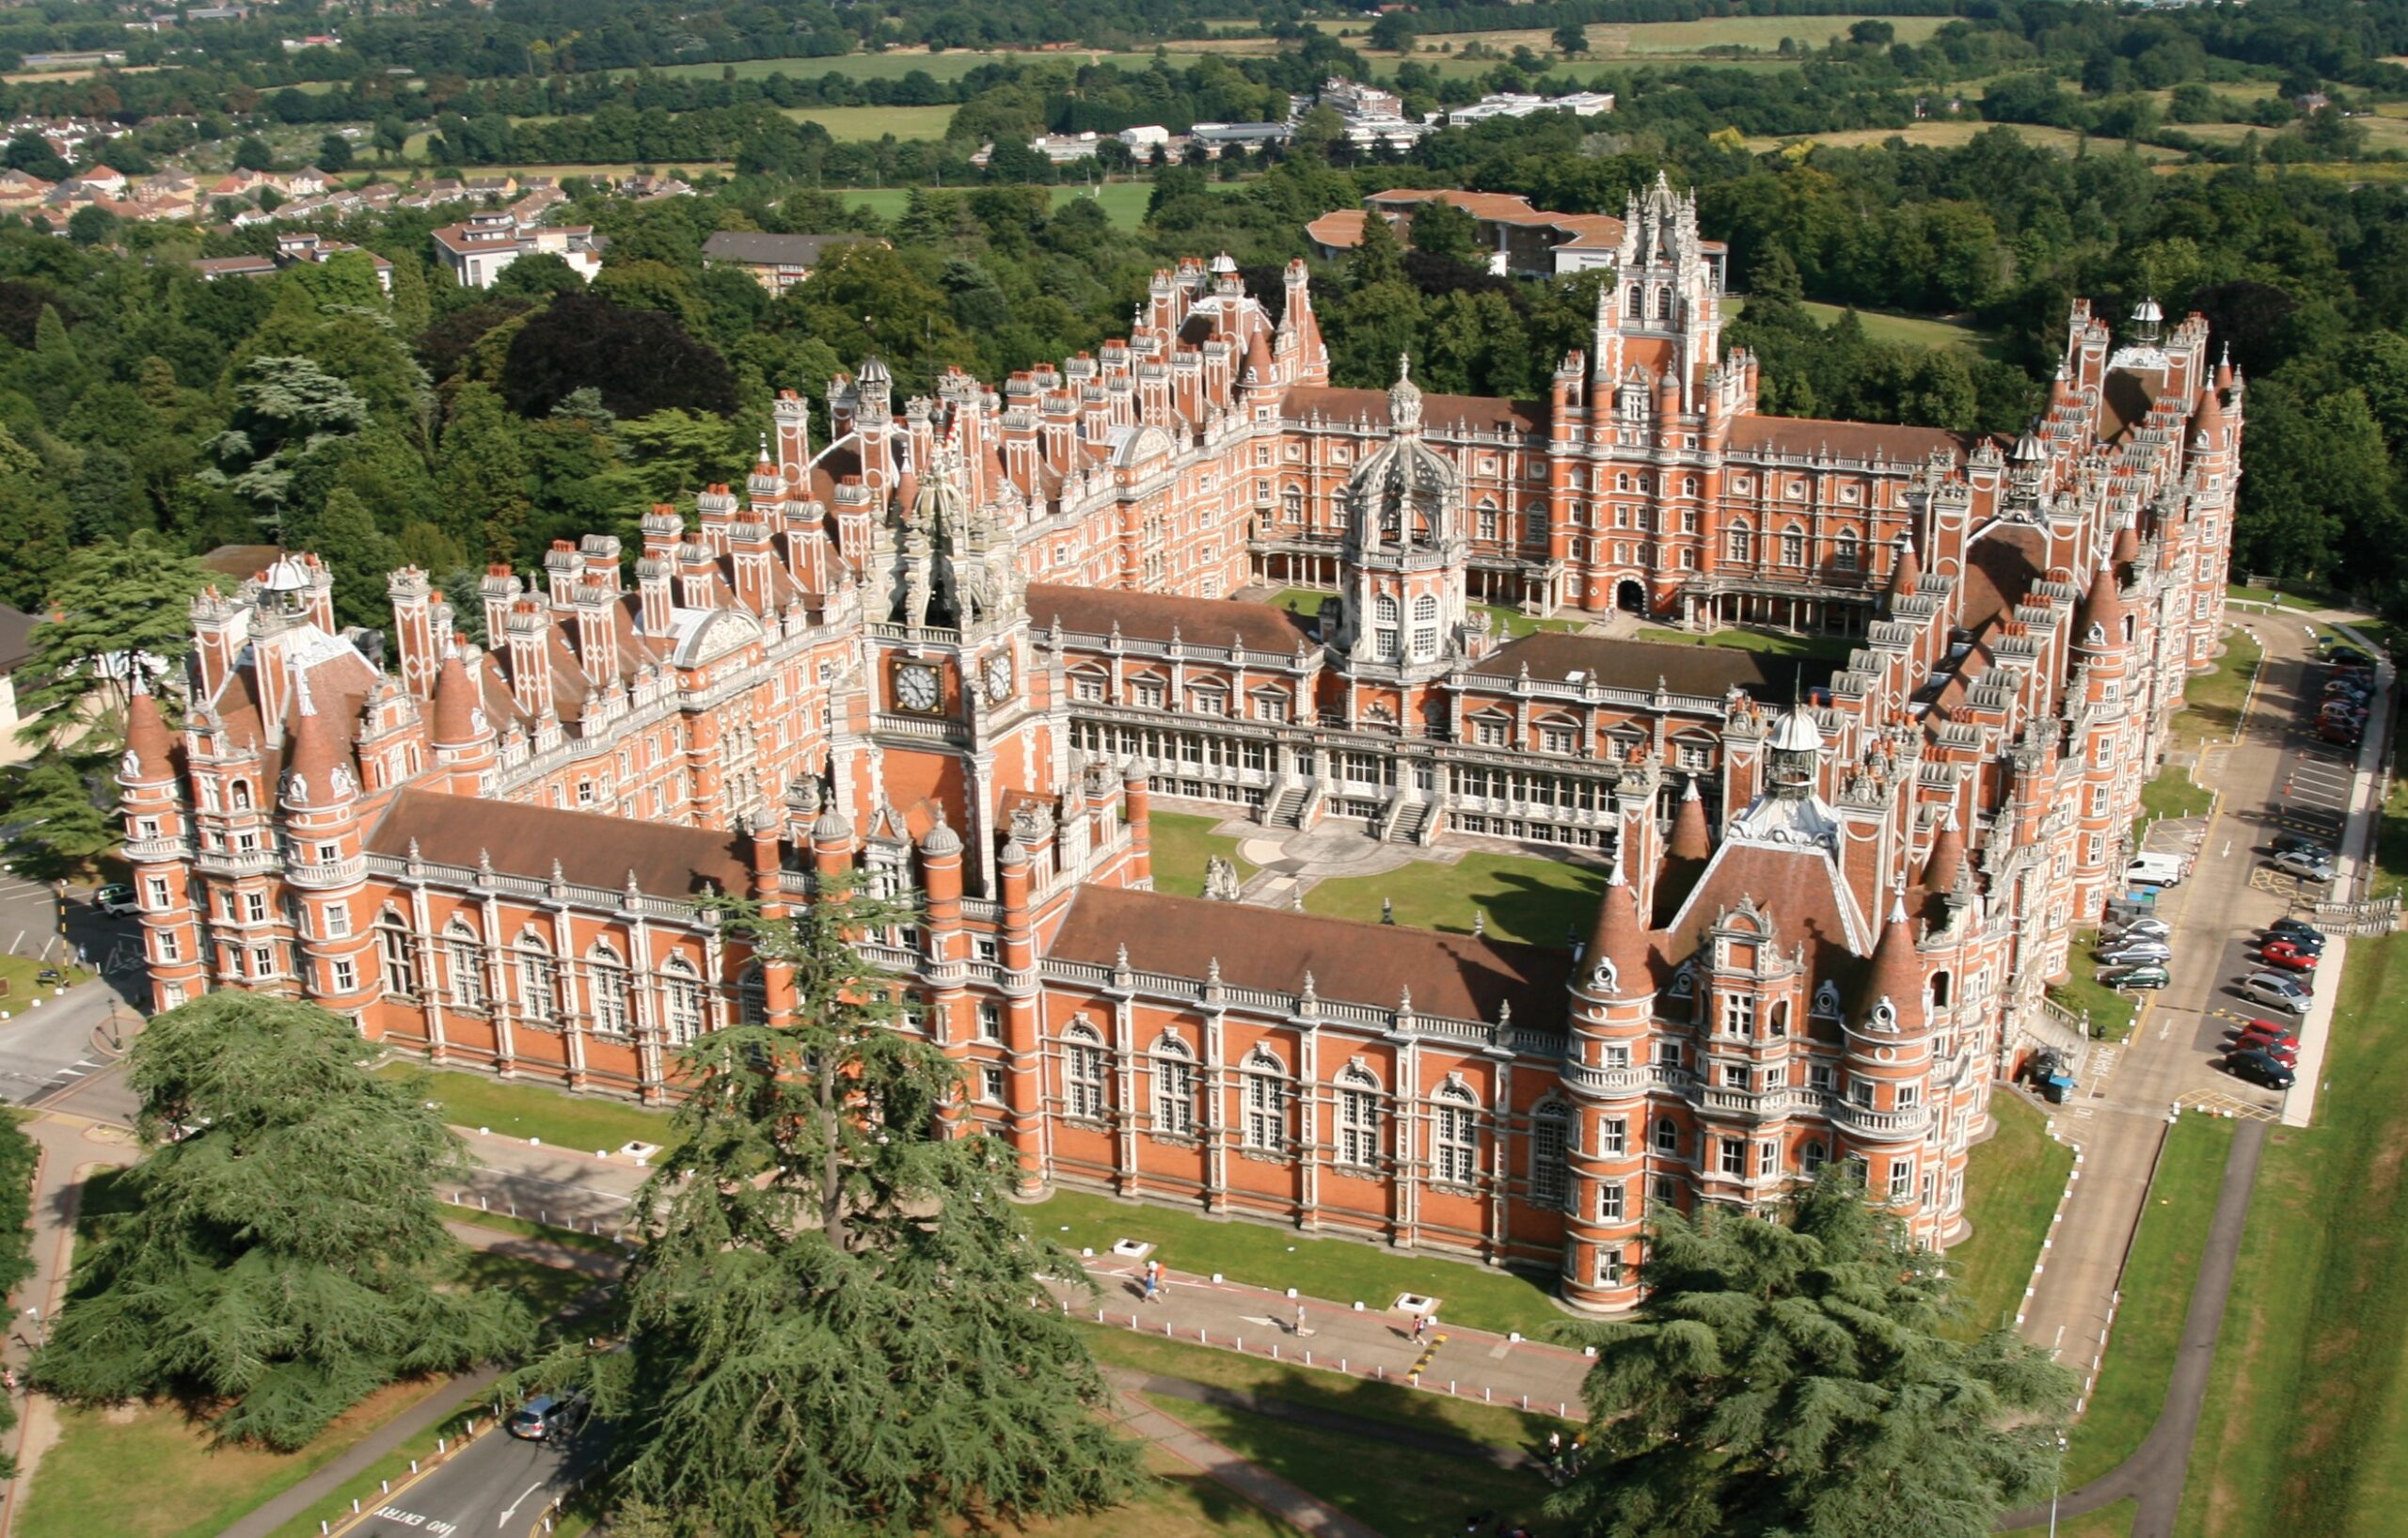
2327,643,2376,667
2272,832,2336,859
2249,1037,2302,1066
2269,918,2328,945
2273,849,2337,882
92,882,138,917
2109,916,2173,943
2126,853,2190,887
507,1393,588,1442
2238,972,2314,1013
2259,939,2320,971
2098,940,2174,966
2320,721,2364,748
2099,963,2171,990
2233,1019,2299,1049
2224,1049,2298,1090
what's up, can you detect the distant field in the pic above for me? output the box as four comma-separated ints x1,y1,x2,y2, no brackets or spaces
829,180,1171,225
1725,294,1986,350
1744,119,2184,160
1381,15,1949,76
781,103,959,139
612,46,1264,86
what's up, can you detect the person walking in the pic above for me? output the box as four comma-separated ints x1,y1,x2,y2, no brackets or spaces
1412,1311,1429,1345
1293,1302,1309,1337
1141,1267,1160,1305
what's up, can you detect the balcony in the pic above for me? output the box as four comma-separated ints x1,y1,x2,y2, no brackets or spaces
1562,1060,1652,1095
195,847,279,878
1830,1099,1930,1140
284,854,367,891
121,835,191,863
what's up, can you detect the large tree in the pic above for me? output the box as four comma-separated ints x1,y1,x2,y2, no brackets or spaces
9,532,207,751
33,995,530,1450
1548,1170,2074,1538
522,877,1139,1538
499,292,737,420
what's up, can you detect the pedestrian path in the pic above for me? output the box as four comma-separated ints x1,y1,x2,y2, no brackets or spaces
1057,1255,1594,1419
1106,1380,1387,1538
215,1369,501,1538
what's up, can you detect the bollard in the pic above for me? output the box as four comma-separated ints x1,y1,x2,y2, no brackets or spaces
1199,1329,1207,1345
1339,1357,1346,1373
322,1525,330,1535
481,1196,489,1211
1521,1395,1528,1411
1236,1337,1243,1353
438,1436,448,1453
1484,1387,1491,1403
1449,1380,1455,1395
382,1480,389,1495
1164,1320,1172,1337
1304,1350,1311,1367
352,1499,361,1514
410,1459,419,1473
1273,1343,1279,1360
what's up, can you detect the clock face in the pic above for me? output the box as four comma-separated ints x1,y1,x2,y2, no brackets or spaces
895,662,940,714
983,651,1014,704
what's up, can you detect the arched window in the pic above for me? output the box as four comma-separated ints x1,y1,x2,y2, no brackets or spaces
1336,1065,1382,1169
1243,1047,1290,1150
1682,475,1700,498
660,957,705,1045
1781,524,1808,566
1433,1082,1480,1185
1727,522,1753,564
1373,595,1400,660
230,779,252,811
1411,594,1440,659
376,911,416,998
1655,287,1672,320
589,944,630,1039
445,925,486,1011
737,964,768,1026
1064,1022,1107,1119
1529,1103,1570,1209
516,936,559,1025
1153,1035,1196,1136
1835,530,1861,571
1626,284,1642,315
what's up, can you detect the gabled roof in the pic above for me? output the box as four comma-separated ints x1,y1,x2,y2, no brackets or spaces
365,785,751,896
1027,583,1315,656
1046,885,1570,1026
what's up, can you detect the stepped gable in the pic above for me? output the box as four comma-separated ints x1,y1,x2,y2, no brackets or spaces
365,785,749,896
1469,630,1782,697
1025,583,1316,653
1047,885,1568,1027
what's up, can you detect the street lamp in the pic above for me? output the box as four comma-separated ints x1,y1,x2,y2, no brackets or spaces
2049,1429,2068,1538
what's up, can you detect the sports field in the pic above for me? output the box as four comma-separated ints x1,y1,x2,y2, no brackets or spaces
1724,295,1985,350
827,181,1195,227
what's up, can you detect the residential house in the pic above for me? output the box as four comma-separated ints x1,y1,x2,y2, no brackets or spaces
699,230,882,296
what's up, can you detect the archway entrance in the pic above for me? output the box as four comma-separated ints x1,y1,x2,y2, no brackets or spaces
1616,579,1647,615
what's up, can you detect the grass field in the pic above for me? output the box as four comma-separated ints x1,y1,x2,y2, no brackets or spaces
1075,1321,1568,1447
2135,764,2215,843
2063,1114,2235,1488
0,954,91,1013
1148,810,1254,899
1743,120,2183,161
831,182,1173,226
373,1060,671,1151
1946,1095,2076,1340
1725,294,1988,351
1027,1184,1570,1339
1141,1392,1547,1534
611,45,1275,87
2172,626,2262,750
2055,1500,2138,1538
2176,915,2408,1537
2047,929,2144,1043
1301,848,1608,950
779,103,960,139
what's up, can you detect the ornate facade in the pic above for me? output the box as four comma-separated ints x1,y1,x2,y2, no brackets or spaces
120,178,2241,1311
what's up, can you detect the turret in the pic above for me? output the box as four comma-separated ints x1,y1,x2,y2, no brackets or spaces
118,676,202,1012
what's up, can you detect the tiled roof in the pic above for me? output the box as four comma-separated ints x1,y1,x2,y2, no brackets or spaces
1284,386,1539,435
1467,631,1785,698
365,785,752,896
1725,415,1969,466
1027,583,1315,655
1047,884,1571,1024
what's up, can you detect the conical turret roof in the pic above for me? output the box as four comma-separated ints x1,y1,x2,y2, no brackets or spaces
1856,891,1925,1032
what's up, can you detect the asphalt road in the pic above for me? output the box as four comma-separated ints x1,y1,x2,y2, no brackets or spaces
349,1414,601,1538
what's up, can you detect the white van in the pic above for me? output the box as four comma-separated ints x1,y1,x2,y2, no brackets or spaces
2126,853,2189,888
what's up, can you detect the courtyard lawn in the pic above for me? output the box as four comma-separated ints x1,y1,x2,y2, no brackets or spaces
1074,1321,1566,1449
0,954,90,1011
1632,623,1858,664
2062,1114,2235,1488
1471,600,1582,638
2046,930,2143,1043
2171,626,2262,750
1148,810,1254,899
1301,849,1608,950
1944,1095,2076,1340
1725,295,1988,352
1025,1185,1568,1339
2176,922,2408,1538
372,1061,671,1152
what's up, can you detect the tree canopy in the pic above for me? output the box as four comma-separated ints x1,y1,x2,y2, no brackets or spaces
33,995,531,1451
518,877,1139,1538
1549,1169,2075,1538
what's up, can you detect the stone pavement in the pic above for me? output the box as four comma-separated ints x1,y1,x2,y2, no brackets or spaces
1057,1254,1595,1420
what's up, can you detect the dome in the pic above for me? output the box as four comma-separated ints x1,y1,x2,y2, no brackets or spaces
1386,352,1423,434
261,554,311,595
1770,704,1825,754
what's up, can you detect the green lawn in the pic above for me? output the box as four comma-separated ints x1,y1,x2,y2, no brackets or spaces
776,103,962,139
2176,922,2408,1538
1028,1185,1569,1339
2172,626,2262,751
1945,1095,2076,1340
2046,930,2143,1043
2062,1114,2235,1488
610,46,1269,86
1148,811,1254,900
830,181,1201,227
1302,849,1608,950
1140,1393,1547,1536
1472,599,1583,638
373,1061,671,1152
2134,764,2214,844
1726,294,1988,351
2054,1499,2137,1538
1633,623,1858,663
1075,1322,1568,1447
0,953,91,1014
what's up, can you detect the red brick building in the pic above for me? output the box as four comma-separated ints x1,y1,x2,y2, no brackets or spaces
120,178,2241,1311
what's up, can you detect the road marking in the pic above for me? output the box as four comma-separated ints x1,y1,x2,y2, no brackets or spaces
372,1508,458,1534
498,1482,549,1529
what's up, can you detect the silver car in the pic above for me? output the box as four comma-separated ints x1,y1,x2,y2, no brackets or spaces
2237,972,2312,1014
2097,941,2173,966
2109,918,2172,943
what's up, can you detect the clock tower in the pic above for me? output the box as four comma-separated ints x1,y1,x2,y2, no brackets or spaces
870,425,1045,897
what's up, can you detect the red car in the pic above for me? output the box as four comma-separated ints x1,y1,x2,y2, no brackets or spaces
2259,939,2320,971
2253,1038,2303,1065
2233,1021,2298,1050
